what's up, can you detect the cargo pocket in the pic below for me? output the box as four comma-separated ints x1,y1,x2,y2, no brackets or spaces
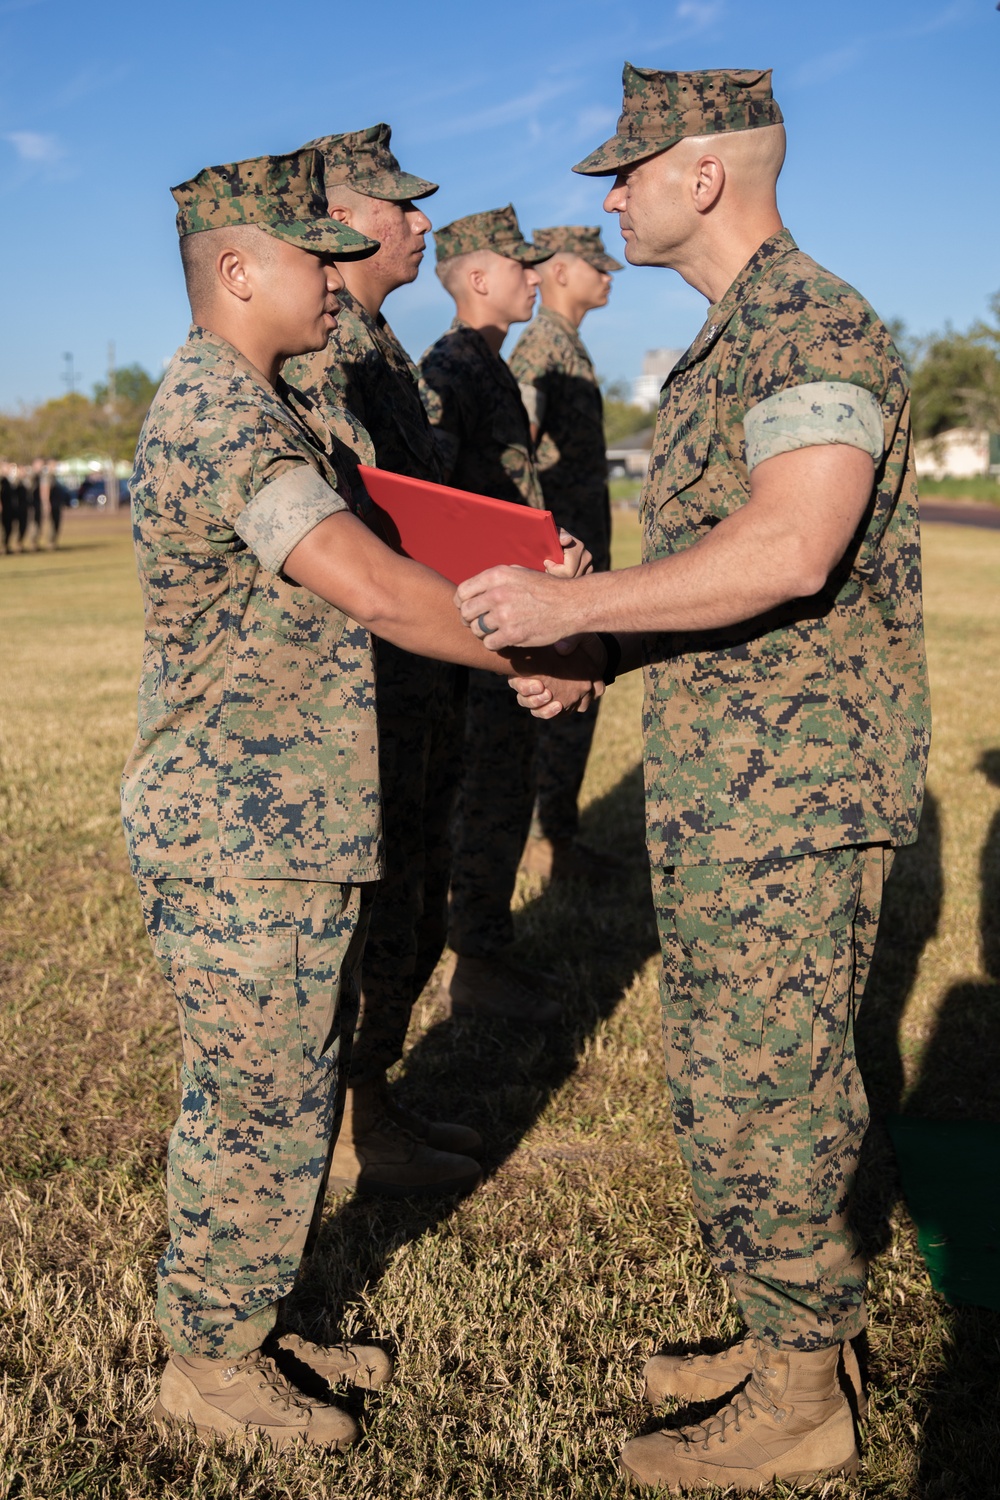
718,938,823,1101
155,923,304,1110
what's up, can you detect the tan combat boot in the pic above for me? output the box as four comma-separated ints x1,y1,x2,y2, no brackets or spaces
154,1347,357,1449
328,1077,481,1198
621,1343,859,1492
444,953,562,1024
276,1331,394,1390
644,1333,867,1420
383,1087,482,1157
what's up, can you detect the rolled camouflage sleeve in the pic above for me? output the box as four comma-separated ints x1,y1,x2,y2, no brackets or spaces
236,464,347,573
739,299,888,470
744,381,884,470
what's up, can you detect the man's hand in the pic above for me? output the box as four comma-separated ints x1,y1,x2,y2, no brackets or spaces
456,566,580,650
508,636,605,718
544,528,592,580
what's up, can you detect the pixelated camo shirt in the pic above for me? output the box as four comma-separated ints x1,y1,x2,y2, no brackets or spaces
122,325,383,882
642,229,930,866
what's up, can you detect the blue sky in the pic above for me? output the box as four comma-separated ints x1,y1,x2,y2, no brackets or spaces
1,0,997,410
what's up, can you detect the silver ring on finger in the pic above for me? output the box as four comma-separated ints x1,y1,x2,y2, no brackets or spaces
477,613,497,636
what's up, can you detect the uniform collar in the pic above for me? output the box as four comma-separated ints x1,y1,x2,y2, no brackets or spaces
537,305,579,339
187,324,280,395
670,228,799,379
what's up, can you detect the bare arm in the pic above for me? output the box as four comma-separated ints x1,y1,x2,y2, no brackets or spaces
456,444,876,652
283,508,602,713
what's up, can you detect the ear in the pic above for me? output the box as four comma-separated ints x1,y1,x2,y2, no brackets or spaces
328,203,352,225
554,258,569,287
691,154,725,214
468,263,489,297
217,247,253,303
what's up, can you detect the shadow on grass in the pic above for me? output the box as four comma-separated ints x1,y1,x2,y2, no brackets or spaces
856,754,1000,1496
905,750,1000,1499
290,759,658,1335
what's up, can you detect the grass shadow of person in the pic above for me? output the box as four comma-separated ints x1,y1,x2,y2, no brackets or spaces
851,787,944,1272
898,748,1000,1499
288,758,659,1343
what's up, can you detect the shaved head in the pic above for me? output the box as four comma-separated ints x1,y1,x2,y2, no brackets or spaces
435,249,492,298
180,223,278,317
325,181,374,215
674,123,786,197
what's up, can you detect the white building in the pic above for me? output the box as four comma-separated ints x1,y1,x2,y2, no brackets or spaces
632,348,684,410
914,427,998,480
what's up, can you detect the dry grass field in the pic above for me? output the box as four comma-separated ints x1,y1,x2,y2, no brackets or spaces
1,507,999,1499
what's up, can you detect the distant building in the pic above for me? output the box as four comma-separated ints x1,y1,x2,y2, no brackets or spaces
915,428,1000,481
607,425,655,480
632,348,684,410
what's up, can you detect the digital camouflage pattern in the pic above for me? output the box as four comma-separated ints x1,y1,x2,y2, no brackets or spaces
138,873,368,1355
419,316,543,958
640,229,930,869
530,224,623,272
285,284,450,722
305,121,438,202
652,845,891,1347
122,325,383,883
509,305,611,570
285,287,462,1080
419,319,544,508
574,64,784,176
432,204,550,265
171,149,378,257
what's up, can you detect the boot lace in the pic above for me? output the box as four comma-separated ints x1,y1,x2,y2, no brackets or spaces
683,1372,785,1450
226,1350,307,1411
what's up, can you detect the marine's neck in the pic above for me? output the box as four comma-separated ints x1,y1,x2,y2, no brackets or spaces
453,301,510,356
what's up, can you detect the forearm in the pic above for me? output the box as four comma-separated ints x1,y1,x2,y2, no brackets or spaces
288,523,513,676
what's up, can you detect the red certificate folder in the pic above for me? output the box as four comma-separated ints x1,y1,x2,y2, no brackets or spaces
358,463,563,586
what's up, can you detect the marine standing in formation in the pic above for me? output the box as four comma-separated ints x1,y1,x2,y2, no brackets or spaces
509,225,623,881
420,206,579,1024
284,124,482,1200
122,146,600,1449
458,64,929,1492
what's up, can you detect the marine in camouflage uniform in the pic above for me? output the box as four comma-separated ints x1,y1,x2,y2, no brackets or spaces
123,149,393,1447
284,124,480,1195
419,207,559,1022
509,226,622,874
458,65,930,1489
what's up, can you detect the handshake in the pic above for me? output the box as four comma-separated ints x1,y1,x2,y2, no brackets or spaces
454,528,612,719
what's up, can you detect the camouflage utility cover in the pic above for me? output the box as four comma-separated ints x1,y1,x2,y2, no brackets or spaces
171,149,378,257
433,204,550,266
640,229,929,866
419,318,544,508
285,286,453,720
509,306,610,570
122,325,383,882
305,122,438,202
574,64,783,175
531,225,623,272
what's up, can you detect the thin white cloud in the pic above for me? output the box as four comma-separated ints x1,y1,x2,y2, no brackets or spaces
790,46,863,89
410,79,578,144
674,0,723,27
4,130,63,164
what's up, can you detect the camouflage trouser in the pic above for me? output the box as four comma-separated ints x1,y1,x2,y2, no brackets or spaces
530,700,600,843
651,844,891,1349
137,875,370,1358
448,668,537,958
349,704,463,1081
